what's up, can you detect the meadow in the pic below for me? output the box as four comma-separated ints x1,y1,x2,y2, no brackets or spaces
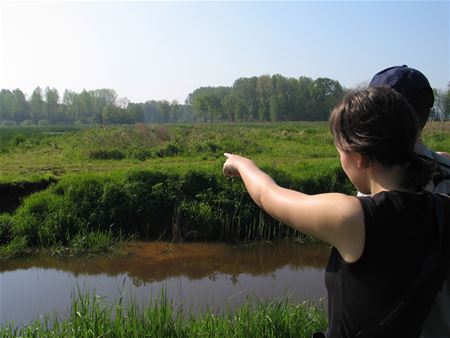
0,121,449,257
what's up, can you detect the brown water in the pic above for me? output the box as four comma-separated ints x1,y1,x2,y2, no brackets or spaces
0,240,330,325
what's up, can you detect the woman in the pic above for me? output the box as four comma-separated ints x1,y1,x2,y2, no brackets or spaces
223,87,449,337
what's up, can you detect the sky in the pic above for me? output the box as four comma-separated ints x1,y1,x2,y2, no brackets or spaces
0,0,449,103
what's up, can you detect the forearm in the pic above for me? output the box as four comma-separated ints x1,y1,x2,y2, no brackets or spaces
223,153,286,208
234,159,278,207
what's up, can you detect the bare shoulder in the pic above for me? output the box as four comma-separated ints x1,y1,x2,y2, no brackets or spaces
307,193,365,262
296,193,364,241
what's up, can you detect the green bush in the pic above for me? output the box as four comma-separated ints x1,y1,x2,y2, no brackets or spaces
19,119,34,126
13,190,80,247
88,149,125,160
178,201,219,240
1,120,17,126
0,214,13,245
130,148,153,161
0,236,27,258
70,230,115,253
156,142,184,157
11,134,27,145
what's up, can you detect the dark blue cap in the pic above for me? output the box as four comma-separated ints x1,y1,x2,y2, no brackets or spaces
369,65,434,108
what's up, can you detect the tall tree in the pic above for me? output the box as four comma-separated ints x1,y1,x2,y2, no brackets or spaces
76,90,93,123
233,77,258,121
158,100,171,123
0,89,13,121
127,103,144,123
256,75,272,121
204,94,221,123
171,100,180,123
141,100,162,122
193,95,209,123
11,89,30,122
45,87,60,123
296,77,315,120
30,87,44,123
311,78,344,120
62,89,78,123
270,74,288,121
222,92,247,122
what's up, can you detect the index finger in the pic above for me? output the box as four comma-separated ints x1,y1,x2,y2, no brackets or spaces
224,153,233,159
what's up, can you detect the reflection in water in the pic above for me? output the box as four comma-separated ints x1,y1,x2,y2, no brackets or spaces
0,240,330,326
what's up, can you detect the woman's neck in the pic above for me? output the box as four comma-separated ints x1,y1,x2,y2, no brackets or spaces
367,163,408,195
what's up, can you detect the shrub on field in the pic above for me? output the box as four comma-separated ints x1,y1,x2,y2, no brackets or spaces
121,170,179,237
178,201,219,240
0,236,27,258
19,120,34,126
52,171,183,239
38,119,49,125
13,190,80,246
130,148,153,161
11,134,27,145
98,181,134,232
0,214,13,245
70,230,115,253
156,142,183,157
89,149,125,160
1,120,17,126
152,124,170,142
193,140,220,154
60,176,111,231
221,139,265,155
180,171,219,199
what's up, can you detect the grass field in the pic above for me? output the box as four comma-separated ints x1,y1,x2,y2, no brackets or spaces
0,122,340,183
0,121,449,257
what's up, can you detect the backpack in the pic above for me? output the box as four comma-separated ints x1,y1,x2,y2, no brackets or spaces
431,157,450,195
420,149,450,338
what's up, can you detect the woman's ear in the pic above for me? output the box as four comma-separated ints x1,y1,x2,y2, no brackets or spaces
355,153,370,169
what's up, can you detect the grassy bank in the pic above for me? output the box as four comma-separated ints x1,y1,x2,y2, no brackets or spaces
0,292,327,337
0,166,352,257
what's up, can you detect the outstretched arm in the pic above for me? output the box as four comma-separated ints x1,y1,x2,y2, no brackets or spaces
223,153,365,262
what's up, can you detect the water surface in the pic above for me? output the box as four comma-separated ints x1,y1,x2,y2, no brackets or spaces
0,240,330,325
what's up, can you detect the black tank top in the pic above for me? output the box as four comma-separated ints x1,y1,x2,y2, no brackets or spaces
325,191,446,338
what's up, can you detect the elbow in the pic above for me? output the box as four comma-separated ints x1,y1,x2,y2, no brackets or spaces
257,184,276,211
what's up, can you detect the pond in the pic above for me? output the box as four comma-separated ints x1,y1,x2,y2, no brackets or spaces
0,240,330,326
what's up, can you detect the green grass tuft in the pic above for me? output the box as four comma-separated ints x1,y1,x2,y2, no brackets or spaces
0,291,327,337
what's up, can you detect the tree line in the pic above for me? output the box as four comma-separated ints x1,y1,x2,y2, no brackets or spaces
0,87,194,125
1,75,449,125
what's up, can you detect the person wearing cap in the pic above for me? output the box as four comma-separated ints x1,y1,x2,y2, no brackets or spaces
369,65,450,338
369,65,450,178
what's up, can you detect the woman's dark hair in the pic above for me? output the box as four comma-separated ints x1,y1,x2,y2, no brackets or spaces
329,86,433,191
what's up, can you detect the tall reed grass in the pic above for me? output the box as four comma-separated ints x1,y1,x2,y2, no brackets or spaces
0,291,327,337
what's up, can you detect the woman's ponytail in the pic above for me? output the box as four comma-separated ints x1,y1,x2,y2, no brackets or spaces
402,153,434,191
